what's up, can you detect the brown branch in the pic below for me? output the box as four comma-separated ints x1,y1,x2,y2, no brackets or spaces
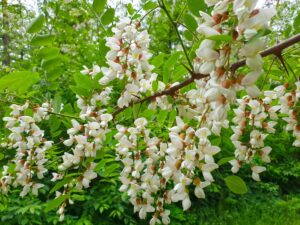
113,33,300,118
112,73,209,118
230,33,300,72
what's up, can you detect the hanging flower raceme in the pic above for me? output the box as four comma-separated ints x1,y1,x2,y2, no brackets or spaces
116,116,221,224
115,118,171,224
98,17,160,108
229,92,281,181
0,102,52,196
54,82,113,221
278,81,300,147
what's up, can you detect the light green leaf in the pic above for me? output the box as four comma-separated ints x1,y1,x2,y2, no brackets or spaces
157,110,169,123
37,47,60,60
151,53,165,68
53,94,62,113
207,34,232,42
30,34,55,46
101,8,115,25
224,175,248,195
127,3,134,15
27,15,45,33
93,0,107,14
163,52,181,83
0,71,40,94
143,1,158,11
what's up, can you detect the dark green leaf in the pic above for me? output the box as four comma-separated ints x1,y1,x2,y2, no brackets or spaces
218,157,235,166
50,177,73,194
183,14,198,32
187,0,206,17
45,194,69,212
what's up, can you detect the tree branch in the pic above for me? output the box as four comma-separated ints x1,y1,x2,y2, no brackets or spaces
113,33,300,118
230,33,300,72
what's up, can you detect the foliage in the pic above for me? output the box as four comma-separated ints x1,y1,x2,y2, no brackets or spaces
0,0,300,224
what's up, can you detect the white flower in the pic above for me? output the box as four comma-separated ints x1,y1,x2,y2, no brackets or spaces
134,117,148,129
251,166,266,181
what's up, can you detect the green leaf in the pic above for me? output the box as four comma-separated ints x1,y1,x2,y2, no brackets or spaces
93,0,106,14
183,14,198,32
53,94,62,113
168,109,177,126
157,110,168,123
187,0,206,17
127,3,134,15
30,34,55,46
37,47,60,60
101,8,115,25
0,71,40,94
27,15,45,33
45,194,69,212
207,34,232,42
224,175,248,195
247,28,271,43
0,153,4,160
41,57,63,71
163,52,181,83
184,30,194,41
50,177,73,194
143,1,158,11
218,156,235,166
74,73,99,90
293,12,300,32
151,53,165,68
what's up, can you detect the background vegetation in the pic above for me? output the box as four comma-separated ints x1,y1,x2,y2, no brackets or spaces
0,0,300,224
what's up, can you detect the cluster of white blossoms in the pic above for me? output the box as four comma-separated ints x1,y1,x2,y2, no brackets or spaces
99,17,159,108
0,102,52,196
115,117,171,224
229,80,300,180
278,81,300,147
229,94,279,181
54,83,113,220
115,116,221,224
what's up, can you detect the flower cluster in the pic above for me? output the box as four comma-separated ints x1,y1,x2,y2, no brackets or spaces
115,117,221,224
278,81,300,147
115,118,171,224
54,84,113,220
229,93,281,181
0,102,52,196
99,17,158,108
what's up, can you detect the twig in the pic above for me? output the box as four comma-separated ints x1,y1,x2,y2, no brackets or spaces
230,33,300,72
159,0,194,70
113,33,300,118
